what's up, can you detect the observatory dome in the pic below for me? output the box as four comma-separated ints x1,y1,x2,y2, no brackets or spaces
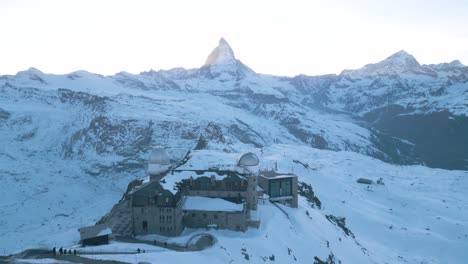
238,152,259,166
149,148,170,165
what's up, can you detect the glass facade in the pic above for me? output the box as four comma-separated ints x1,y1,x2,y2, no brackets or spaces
269,179,292,198
270,181,281,197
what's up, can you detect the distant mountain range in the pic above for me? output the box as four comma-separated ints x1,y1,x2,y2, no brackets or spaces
1,38,466,170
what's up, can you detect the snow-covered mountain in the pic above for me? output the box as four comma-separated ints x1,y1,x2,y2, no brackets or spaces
1,38,467,264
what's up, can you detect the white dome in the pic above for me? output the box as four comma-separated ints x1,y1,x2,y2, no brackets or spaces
238,152,259,167
149,148,170,165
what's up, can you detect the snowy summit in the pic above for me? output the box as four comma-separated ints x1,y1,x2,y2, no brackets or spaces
382,50,421,69
204,38,236,66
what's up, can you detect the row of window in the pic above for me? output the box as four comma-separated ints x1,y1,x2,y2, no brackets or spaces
160,226,174,232
192,191,243,198
141,221,176,232
190,180,247,190
160,215,173,222
159,208,172,213
150,197,171,205
140,207,173,213
191,212,219,219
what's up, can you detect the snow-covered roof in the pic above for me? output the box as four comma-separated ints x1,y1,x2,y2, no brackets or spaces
161,170,244,194
182,196,244,212
97,228,112,236
79,224,112,240
266,174,297,180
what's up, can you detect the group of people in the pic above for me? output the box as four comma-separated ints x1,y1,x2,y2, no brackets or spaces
52,247,77,256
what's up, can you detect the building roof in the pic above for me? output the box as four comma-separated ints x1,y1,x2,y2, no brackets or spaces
162,169,246,194
97,228,112,236
260,170,297,179
264,174,297,180
131,180,177,196
182,196,244,212
78,224,112,241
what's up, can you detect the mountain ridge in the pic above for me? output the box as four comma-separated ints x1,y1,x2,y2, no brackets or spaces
1,38,467,171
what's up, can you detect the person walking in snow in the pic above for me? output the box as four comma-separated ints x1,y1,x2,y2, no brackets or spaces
59,247,63,255
52,247,56,256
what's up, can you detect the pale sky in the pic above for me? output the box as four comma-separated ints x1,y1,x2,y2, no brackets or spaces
1,0,467,76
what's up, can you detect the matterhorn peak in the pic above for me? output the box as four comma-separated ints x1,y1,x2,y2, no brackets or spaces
204,37,236,66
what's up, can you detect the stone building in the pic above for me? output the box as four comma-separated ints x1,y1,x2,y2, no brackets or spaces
131,181,184,236
96,149,298,238
126,151,261,237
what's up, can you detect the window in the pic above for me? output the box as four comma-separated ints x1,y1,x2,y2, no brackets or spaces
270,181,281,197
281,180,292,196
142,221,148,232
269,179,292,197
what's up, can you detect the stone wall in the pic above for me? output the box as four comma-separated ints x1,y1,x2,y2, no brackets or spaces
246,175,258,210
183,210,247,231
133,203,183,237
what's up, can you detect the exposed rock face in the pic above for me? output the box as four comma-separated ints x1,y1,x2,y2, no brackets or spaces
204,38,236,66
0,108,10,121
